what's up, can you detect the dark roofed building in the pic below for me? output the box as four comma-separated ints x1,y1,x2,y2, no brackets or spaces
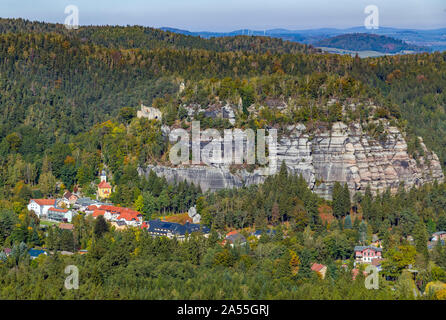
143,220,210,240
225,231,247,246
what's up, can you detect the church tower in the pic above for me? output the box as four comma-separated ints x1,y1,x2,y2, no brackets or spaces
100,169,107,182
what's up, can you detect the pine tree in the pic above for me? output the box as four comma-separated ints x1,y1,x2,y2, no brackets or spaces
362,185,373,221
359,221,367,244
413,220,429,261
333,182,350,219
94,216,109,238
271,202,280,226
342,183,351,216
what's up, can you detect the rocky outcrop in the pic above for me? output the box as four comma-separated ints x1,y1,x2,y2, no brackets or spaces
138,121,444,200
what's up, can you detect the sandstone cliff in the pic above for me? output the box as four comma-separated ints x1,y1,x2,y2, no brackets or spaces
138,121,444,200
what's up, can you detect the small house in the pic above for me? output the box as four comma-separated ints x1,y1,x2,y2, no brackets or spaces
432,231,446,242
58,223,74,231
97,180,112,199
27,199,56,219
354,245,382,264
224,231,247,247
111,220,127,230
62,191,78,205
311,263,328,279
47,207,73,223
142,220,209,240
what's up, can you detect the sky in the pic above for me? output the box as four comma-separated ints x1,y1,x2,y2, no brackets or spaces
1,0,445,31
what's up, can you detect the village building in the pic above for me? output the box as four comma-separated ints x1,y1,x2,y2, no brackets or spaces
111,220,127,231
142,220,210,240
371,234,382,248
58,223,74,231
47,207,73,223
92,209,108,219
223,231,247,247
432,231,446,242
371,257,383,271
74,197,99,211
354,245,382,264
252,229,276,239
62,191,78,206
97,170,112,199
2,248,11,257
116,210,143,227
311,263,328,279
27,199,56,219
90,205,143,227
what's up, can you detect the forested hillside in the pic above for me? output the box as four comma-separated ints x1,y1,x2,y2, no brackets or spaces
1,21,445,164
0,18,318,54
1,19,446,300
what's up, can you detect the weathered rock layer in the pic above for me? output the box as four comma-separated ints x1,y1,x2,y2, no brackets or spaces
138,121,444,199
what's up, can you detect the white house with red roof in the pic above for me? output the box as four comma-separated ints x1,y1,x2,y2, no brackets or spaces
27,199,56,218
116,209,143,227
354,245,382,264
311,263,328,279
432,231,446,242
61,191,78,206
91,205,142,227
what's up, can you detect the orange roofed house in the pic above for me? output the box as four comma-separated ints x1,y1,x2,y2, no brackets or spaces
311,263,328,279
97,170,112,199
91,205,143,227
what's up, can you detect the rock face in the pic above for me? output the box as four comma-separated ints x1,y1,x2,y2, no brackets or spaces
138,165,265,191
138,121,444,200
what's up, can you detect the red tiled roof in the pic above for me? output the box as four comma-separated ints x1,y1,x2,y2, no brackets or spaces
311,263,326,272
98,181,112,189
92,210,106,217
87,205,99,211
226,230,239,237
117,210,141,222
59,223,74,230
48,207,68,213
99,205,121,212
99,205,140,216
31,199,56,206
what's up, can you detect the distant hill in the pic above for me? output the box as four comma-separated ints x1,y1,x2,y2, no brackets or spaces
161,26,446,52
313,33,427,54
0,18,316,55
